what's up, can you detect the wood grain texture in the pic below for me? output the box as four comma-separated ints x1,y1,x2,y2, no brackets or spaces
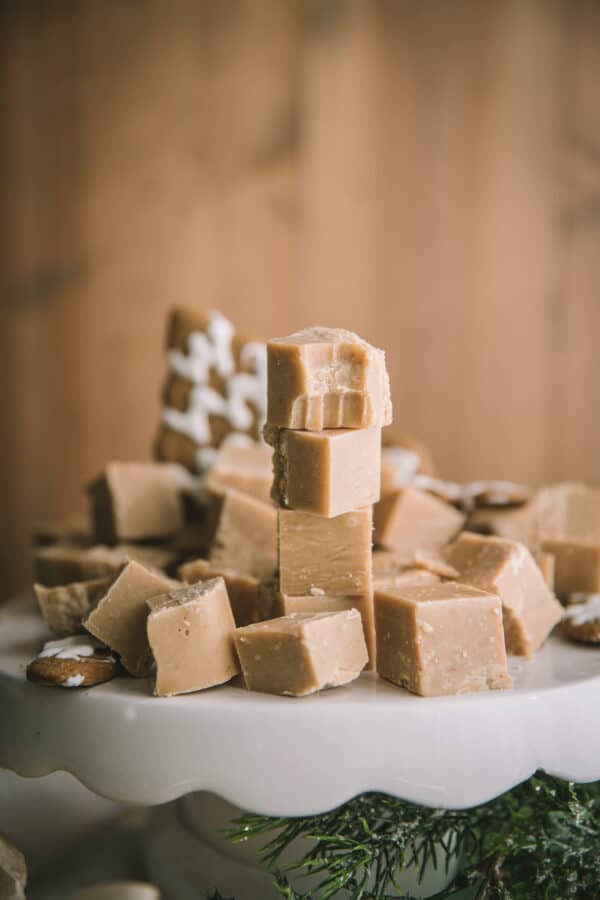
1,0,599,594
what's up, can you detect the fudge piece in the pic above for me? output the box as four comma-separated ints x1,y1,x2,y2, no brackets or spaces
466,503,539,546
88,462,183,544
274,591,375,668
373,569,440,593
0,833,26,900
157,308,267,472
31,513,91,547
147,579,239,696
34,543,177,587
34,576,114,636
445,533,563,656
278,507,372,596
375,581,512,696
538,484,600,595
373,487,465,554
26,636,118,688
235,610,368,697
204,442,273,504
534,551,555,591
267,426,381,517
373,549,410,576
267,327,392,430
411,548,459,579
207,488,277,580
84,561,178,676
561,596,600,644
179,558,259,627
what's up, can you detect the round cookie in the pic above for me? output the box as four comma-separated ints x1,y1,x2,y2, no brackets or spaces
466,480,531,510
26,635,118,688
561,595,600,645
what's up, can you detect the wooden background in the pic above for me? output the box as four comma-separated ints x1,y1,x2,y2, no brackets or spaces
1,0,600,595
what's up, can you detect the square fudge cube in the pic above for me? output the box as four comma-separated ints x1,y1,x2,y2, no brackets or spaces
147,578,240,697
278,506,372,597
274,591,375,669
373,487,465,555
267,426,381,517
267,327,392,430
84,560,178,676
88,462,184,544
537,484,600,595
234,610,368,697
178,557,260,627
204,442,273,505
445,532,563,656
35,576,114,636
207,487,277,580
375,581,512,697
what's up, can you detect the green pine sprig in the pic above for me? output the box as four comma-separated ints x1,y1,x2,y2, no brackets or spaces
223,773,600,900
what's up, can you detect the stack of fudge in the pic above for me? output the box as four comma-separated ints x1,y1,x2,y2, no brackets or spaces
233,327,393,693
27,319,600,701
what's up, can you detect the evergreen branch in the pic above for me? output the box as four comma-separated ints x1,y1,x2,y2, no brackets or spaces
224,773,600,899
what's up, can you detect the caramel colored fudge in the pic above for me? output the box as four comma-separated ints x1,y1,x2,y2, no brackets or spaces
274,591,375,668
34,576,114,636
88,462,183,544
537,484,600,595
34,543,177,587
373,487,465,555
466,502,538,547
84,561,178,676
179,558,259,626
534,551,555,591
278,507,372,596
375,581,512,697
147,578,239,696
204,442,273,504
445,533,563,656
32,513,91,547
267,426,381,517
267,327,392,431
207,488,277,580
235,610,367,697
373,568,440,593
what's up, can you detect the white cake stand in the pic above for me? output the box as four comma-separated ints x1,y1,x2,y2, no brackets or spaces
2,596,600,899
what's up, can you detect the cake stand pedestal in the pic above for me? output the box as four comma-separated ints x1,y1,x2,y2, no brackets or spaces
1,597,599,898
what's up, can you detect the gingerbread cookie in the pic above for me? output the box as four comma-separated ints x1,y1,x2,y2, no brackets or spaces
26,636,118,688
155,308,267,472
412,475,464,508
465,480,531,510
561,595,600,644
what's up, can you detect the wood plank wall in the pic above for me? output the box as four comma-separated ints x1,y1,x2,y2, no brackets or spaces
1,0,600,594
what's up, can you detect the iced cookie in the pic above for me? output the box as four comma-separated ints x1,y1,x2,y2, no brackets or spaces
26,635,118,688
561,595,600,644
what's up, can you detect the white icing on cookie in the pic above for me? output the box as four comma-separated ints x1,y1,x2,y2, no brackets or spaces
163,311,268,471
563,595,600,626
63,674,85,687
413,475,464,503
168,310,235,384
383,448,421,486
38,635,101,661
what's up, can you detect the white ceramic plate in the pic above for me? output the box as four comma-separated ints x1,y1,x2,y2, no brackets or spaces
1,596,599,814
